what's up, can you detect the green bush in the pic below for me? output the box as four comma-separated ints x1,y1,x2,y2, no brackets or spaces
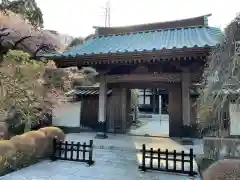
0,128,65,176
203,159,240,180
8,123,25,136
0,123,9,140
21,131,48,158
38,126,65,155
10,135,35,166
0,140,18,175
38,126,65,140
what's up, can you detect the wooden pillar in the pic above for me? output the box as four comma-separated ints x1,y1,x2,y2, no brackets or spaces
168,85,182,137
107,87,128,133
159,95,162,115
96,77,108,139
152,89,156,114
182,69,191,126
121,88,127,133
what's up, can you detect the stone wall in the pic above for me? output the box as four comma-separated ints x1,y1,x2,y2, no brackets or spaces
203,137,240,160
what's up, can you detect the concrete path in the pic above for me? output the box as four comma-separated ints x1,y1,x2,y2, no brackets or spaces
0,160,200,180
130,114,169,137
1,133,201,180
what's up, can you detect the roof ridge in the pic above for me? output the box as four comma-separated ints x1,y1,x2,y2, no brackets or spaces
94,14,212,29
95,25,210,38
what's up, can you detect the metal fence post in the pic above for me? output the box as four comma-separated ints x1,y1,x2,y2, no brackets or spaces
88,140,94,166
141,144,146,171
189,148,194,177
51,138,57,161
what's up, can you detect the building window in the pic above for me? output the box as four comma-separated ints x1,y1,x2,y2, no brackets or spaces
144,95,150,104
139,89,151,105
139,96,144,104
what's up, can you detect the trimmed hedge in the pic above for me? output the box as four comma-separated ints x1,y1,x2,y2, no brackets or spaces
38,126,65,155
0,126,65,176
0,140,17,174
21,131,48,158
38,126,65,141
10,135,35,167
0,123,9,139
203,159,240,180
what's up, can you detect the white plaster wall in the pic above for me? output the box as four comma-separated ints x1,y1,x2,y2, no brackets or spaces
230,103,240,135
138,96,144,105
53,102,81,127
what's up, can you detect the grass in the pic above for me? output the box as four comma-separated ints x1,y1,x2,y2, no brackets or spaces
130,119,148,130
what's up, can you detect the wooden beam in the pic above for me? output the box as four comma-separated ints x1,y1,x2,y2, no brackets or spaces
108,82,180,89
103,73,181,83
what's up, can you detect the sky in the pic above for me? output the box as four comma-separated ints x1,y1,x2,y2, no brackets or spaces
36,0,240,37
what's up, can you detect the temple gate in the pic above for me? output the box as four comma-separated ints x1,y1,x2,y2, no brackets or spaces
42,15,222,138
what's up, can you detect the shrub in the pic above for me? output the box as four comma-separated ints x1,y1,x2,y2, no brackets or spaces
8,123,25,136
180,124,201,138
38,126,65,141
196,157,216,173
10,135,35,166
21,131,48,158
203,159,240,180
38,126,65,155
0,140,17,174
0,123,9,140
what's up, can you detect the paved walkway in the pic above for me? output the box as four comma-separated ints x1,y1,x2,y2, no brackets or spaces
1,133,201,180
129,114,169,137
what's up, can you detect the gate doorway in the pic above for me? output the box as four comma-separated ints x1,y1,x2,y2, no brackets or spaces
129,88,169,137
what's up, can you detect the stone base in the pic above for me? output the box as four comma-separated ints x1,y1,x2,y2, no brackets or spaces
169,124,201,138
95,132,108,139
169,125,182,138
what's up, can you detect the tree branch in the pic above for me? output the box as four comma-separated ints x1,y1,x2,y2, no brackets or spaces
31,43,56,59
0,32,10,40
13,35,33,48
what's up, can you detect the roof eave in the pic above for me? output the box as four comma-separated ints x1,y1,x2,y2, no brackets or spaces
53,46,212,59
50,47,212,68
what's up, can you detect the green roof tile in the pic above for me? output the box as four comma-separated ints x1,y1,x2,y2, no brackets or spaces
46,26,223,58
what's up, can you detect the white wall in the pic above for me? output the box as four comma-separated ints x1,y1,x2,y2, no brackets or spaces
230,103,240,135
53,102,81,127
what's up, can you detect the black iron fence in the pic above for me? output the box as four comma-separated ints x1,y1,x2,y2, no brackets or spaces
139,144,198,177
51,138,94,166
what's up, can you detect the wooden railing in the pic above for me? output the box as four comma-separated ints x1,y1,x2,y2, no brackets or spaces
139,144,197,177
51,138,94,166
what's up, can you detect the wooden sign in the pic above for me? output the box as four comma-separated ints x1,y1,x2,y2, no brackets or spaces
235,41,240,55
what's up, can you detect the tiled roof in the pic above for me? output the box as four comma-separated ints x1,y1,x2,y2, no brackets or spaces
66,87,112,96
44,26,222,58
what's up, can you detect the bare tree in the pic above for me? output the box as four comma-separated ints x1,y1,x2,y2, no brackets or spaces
199,13,240,122
0,11,63,61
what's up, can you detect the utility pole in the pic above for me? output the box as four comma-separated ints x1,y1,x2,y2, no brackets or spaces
104,0,111,27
